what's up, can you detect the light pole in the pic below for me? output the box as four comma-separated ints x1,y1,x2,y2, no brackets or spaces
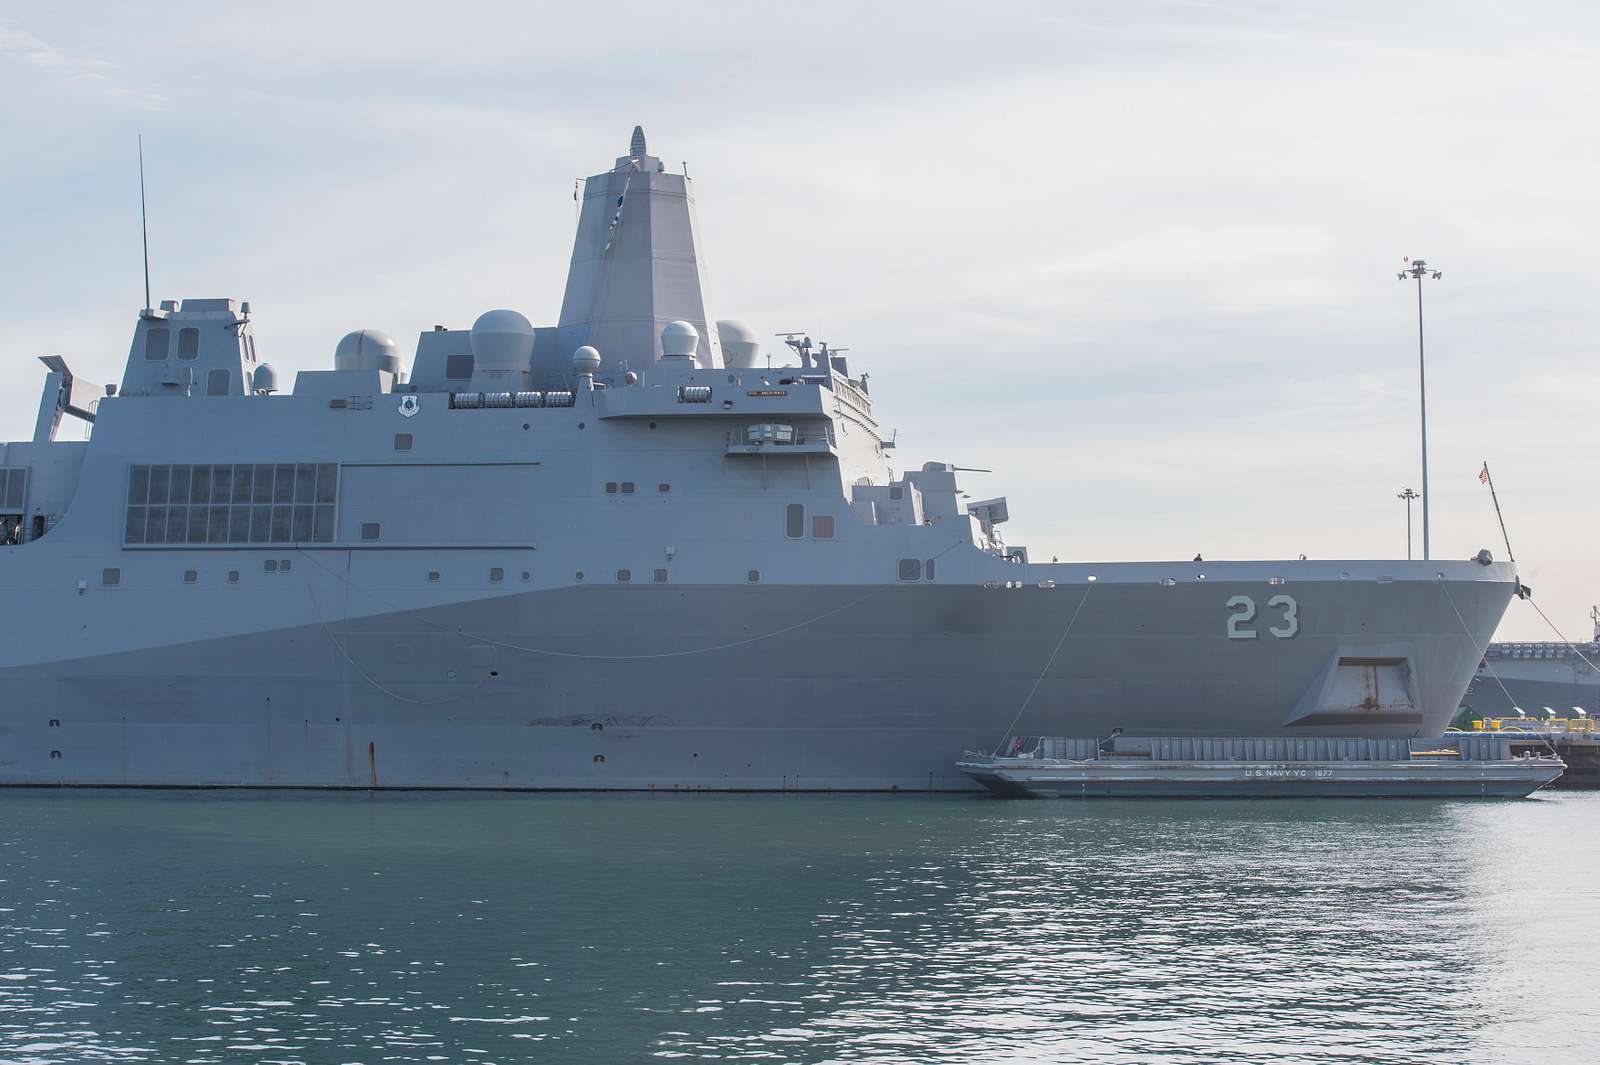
1398,258,1442,559
1397,487,1419,560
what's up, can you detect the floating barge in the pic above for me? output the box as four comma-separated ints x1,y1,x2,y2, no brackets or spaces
957,734,1564,799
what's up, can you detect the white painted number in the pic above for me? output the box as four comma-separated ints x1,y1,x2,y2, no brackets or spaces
1226,595,1257,640
1227,594,1299,640
1267,594,1299,638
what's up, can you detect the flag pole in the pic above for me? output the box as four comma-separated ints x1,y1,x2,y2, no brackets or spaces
1481,461,1515,564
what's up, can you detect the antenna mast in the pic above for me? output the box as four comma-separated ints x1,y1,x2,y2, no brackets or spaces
138,134,152,314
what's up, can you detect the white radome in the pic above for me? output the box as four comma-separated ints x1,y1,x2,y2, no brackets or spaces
470,309,536,371
660,320,699,358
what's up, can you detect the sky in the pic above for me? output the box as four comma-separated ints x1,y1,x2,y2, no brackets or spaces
1,0,1596,640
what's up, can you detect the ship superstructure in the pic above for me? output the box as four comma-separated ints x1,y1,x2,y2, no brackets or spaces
0,128,1519,790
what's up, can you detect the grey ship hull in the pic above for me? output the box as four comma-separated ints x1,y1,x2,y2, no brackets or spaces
2,567,1513,790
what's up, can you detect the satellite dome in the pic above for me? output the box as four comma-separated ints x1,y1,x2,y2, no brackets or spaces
661,320,699,359
334,329,400,375
716,320,759,368
251,363,279,394
572,345,601,375
469,309,535,372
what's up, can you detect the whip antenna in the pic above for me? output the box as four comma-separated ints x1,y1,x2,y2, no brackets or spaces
138,134,152,314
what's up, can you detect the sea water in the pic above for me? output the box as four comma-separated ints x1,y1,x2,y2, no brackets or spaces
1,790,1595,1064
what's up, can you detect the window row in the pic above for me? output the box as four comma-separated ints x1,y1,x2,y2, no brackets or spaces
142,327,256,364
125,504,337,545
128,464,338,507
785,504,835,540
899,558,937,582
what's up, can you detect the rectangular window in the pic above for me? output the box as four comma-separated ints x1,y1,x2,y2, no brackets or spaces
899,558,922,582
924,558,936,581
393,433,413,452
428,570,440,582
227,570,239,584
654,568,668,583
279,559,291,572
166,507,188,544
183,570,198,584
189,464,210,505
211,465,231,503
294,464,317,504
489,567,504,583
621,482,635,494
102,568,121,586
206,369,230,396
228,506,251,543
747,569,760,582
250,505,271,542
186,507,208,544
177,327,200,360
271,505,293,543
265,559,278,573
170,465,192,505
315,464,337,504
146,506,167,543
127,466,149,505
313,505,335,543
446,353,474,380
616,569,631,582
889,485,903,501
785,503,804,539
147,466,170,505
144,327,169,360
273,465,295,504
658,483,670,493
361,522,381,541
4,468,24,509
231,464,253,503
812,516,835,540
124,507,147,544
292,505,313,543
605,481,618,494
252,464,274,503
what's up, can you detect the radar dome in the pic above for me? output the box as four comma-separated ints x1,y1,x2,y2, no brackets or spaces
251,363,279,394
469,309,535,371
661,320,699,359
572,345,601,376
334,329,401,375
716,320,759,368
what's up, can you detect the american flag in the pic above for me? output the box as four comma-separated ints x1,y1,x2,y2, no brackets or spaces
1479,465,1490,485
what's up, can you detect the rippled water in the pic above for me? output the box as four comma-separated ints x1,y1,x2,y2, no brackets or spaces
0,791,1595,1064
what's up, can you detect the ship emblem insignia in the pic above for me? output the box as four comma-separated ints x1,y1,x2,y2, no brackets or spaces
398,395,420,418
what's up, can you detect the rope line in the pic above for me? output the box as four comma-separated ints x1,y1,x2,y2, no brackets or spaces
992,581,1095,755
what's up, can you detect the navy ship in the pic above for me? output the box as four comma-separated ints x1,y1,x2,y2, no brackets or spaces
0,128,1518,790
1461,607,1600,719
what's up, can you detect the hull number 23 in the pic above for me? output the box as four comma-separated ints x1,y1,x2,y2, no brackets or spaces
1226,594,1299,640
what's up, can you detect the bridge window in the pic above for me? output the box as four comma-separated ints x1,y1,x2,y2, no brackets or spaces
144,327,169,360
811,516,834,540
206,369,230,396
178,328,200,360
125,463,339,547
785,503,804,539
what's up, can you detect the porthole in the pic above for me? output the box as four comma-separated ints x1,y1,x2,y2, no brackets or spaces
593,754,605,765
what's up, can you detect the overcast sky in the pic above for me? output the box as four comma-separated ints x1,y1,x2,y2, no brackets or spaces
2,1,1596,640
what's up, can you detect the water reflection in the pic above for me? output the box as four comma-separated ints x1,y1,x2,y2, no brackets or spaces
0,792,1594,1064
